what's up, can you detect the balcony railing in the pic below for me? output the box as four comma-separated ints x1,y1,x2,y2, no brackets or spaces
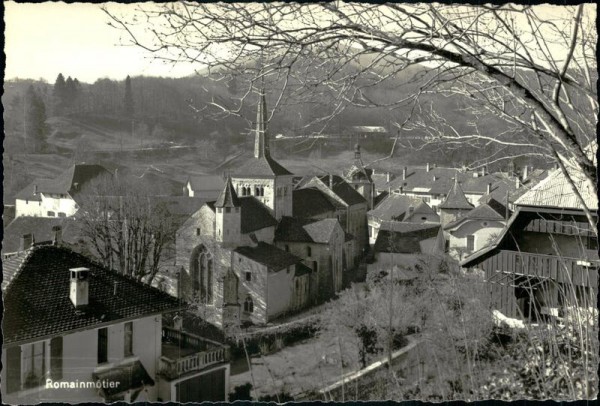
159,327,229,380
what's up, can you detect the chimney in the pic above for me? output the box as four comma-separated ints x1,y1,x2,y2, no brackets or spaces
408,206,414,215
433,175,438,182
481,165,487,176
522,165,529,182
20,234,33,251
69,267,90,308
426,163,431,172
402,167,407,180
386,172,391,183
113,281,118,296
388,186,391,195
515,177,520,189
52,226,62,245
33,184,38,195
329,174,333,189
486,183,492,194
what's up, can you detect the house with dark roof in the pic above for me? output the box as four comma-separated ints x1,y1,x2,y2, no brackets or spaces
460,166,598,322
1,244,230,403
185,175,225,199
439,178,474,226
444,198,509,259
275,217,346,301
367,194,439,245
295,173,369,261
369,222,445,273
15,164,111,219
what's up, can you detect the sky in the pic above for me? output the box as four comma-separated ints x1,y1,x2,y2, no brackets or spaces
4,1,199,83
4,2,596,84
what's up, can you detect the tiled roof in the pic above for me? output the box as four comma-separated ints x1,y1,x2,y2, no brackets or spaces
235,242,302,271
444,198,508,230
373,222,442,254
372,173,394,191
439,180,474,210
514,167,598,211
315,175,366,206
240,196,278,233
2,217,81,254
215,177,241,208
2,249,33,291
15,164,111,201
385,166,463,195
233,156,293,177
369,194,437,222
275,217,340,244
292,188,337,218
2,245,183,345
187,175,225,191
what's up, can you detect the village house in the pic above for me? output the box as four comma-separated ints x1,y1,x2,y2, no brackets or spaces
368,222,446,274
438,178,474,227
461,166,598,322
367,194,439,245
14,164,111,219
1,244,230,404
444,198,509,260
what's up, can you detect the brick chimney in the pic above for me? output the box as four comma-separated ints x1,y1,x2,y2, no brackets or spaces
20,234,33,251
522,165,529,182
69,267,90,308
386,172,391,182
402,167,407,180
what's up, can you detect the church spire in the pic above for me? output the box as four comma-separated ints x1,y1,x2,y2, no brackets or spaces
254,88,270,159
215,175,240,208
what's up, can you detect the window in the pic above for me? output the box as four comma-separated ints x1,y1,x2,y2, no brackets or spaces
255,187,260,196
284,245,289,252
225,207,231,213
6,346,21,393
192,245,213,303
306,246,312,257
22,341,46,389
196,228,201,236
244,296,254,313
466,235,475,251
124,322,133,357
57,212,66,218
98,328,108,364
245,272,252,281
47,211,56,217
50,336,63,380
260,186,265,196
217,208,222,213
313,261,318,273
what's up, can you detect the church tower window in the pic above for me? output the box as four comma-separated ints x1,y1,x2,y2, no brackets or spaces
191,245,213,303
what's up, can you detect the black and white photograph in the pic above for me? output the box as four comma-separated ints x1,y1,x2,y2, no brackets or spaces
2,1,598,403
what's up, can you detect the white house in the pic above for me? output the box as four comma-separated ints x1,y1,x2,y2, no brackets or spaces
14,164,111,218
1,244,230,404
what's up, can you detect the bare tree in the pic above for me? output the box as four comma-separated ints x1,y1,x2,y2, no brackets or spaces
76,174,177,284
103,2,597,231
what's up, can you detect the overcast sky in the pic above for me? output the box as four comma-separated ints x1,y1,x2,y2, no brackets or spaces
4,1,199,83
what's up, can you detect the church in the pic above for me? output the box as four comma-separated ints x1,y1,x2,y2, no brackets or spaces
176,91,372,329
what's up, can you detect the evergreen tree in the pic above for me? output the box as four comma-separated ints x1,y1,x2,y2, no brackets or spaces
52,73,67,115
25,85,48,152
124,75,134,117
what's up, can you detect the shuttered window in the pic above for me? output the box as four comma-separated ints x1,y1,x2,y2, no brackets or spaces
98,328,108,364
50,336,63,380
466,235,475,251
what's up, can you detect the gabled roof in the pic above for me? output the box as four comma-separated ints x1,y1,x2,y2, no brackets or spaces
2,217,81,255
514,167,598,211
2,245,183,345
15,164,111,201
233,155,293,177
373,222,442,254
234,242,302,271
307,175,366,206
239,196,277,233
292,188,337,218
444,198,508,230
369,194,437,222
215,176,241,208
275,217,340,244
439,179,474,210
385,166,463,195
187,175,225,191
2,249,33,291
